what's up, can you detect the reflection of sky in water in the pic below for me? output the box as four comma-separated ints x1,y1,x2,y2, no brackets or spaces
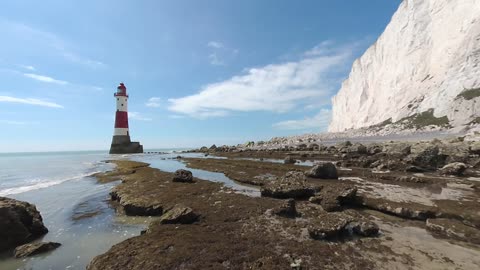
131,153,261,197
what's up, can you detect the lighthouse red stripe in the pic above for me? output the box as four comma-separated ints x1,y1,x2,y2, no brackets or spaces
115,111,129,128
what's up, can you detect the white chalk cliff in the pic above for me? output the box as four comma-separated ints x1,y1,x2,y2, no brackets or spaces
329,0,480,132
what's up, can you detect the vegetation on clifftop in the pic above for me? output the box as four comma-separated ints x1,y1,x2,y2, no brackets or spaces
396,109,451,129
456,87,480,100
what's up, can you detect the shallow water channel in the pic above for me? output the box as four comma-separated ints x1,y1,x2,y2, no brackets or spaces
0,152,259,270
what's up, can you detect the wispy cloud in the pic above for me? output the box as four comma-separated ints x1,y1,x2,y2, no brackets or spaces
23,73,68,85
273,109,332,130
206,41,237,66
0,20,107,69
145,97,162,107
169,41,355,118
0,95,64,108
18,64,35,71
0,120,38,125
207,41,224,49
208,53,224,66
129,112,152,121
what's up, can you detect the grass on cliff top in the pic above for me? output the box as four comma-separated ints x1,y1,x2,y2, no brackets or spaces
456,87,480,101
397,109,451,129
468,117,480,125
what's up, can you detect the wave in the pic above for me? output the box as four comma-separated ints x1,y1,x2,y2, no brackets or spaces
0,171,103,197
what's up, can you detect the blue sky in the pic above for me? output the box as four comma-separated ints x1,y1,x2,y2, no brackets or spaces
0,0,401,152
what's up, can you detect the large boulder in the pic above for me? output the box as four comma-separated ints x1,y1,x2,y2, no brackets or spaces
408,145,445,169
346,143,367,154
0,197,48,252
440,162,467,176
172,169,193,183
305,163,338,179
14,242,61,258
309,184,357,212
158,205,198,224
261,172,317,199
383,143,412,157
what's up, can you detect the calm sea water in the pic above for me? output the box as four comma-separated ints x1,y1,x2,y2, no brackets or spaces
0,149,259,270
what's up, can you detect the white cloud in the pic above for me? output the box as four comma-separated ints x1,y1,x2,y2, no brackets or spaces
0,95,64,108
18,65,35,71
129,112,152,121
23,73,69,85
273,109,332,130
168,115,186,119
145,97,162,107
0,120,28,125
169,41,354,118
208,53,224,66
207,41,224,49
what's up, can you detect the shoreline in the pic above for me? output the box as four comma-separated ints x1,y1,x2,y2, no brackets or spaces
87,138,480,269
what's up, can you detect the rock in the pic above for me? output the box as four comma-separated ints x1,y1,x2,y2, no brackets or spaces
261,171,317,199
383,143,412,157
296,144,308,151
409,145,445,169
350,221,379,237
159,205,198,224
308,143,320,151
0,197,48,252
309,184,357,212
305,163,338,179
405,165,426,173
307,211,353,240
426,218,480,245
14,242,61,258
284,156,296,164
209,144,217,150
366,144,383,155
439,142,470,163
271,199,296,218
440,162,467,176
172,169,193,183
199,146,208,152
347,143,368,154
470,142,480,155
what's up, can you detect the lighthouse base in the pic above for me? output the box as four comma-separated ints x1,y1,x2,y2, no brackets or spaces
109,135,143,154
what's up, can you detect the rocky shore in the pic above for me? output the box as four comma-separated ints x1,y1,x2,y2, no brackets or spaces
88,135,480,269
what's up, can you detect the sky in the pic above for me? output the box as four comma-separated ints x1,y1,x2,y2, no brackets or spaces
0,0,401,152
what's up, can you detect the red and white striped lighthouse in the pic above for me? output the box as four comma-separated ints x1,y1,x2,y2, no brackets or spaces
114,83,129,137
109,83,143,154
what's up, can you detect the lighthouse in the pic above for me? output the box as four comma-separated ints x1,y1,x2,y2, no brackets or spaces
109,83,143,154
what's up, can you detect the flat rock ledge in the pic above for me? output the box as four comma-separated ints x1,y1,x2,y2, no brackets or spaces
0,197,48,252
426,218,480,245
261,171,318,199
14,242,61,258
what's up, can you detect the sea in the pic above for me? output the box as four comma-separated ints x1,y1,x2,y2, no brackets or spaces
0,150,259,270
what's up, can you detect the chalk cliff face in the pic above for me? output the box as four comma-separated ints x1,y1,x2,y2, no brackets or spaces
329,0,480,132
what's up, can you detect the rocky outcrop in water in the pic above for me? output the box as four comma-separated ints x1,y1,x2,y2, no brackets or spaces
0,197,48,252
14,242,61,258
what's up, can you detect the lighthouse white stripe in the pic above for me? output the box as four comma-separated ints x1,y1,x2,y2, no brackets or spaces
116,97,128,112
114,128,129,136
